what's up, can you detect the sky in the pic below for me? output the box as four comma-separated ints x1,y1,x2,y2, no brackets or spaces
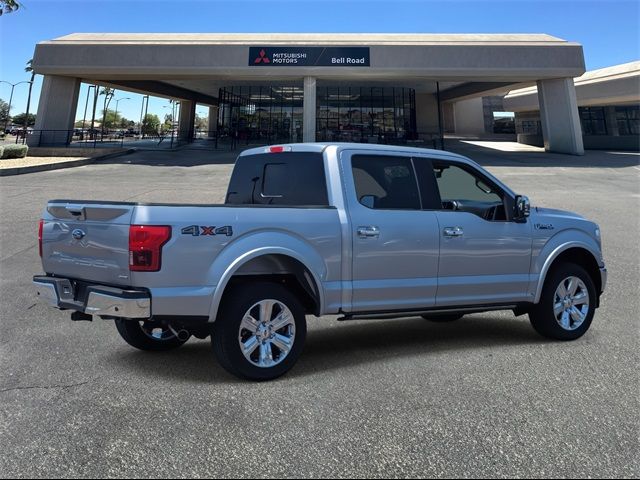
0,0,638,124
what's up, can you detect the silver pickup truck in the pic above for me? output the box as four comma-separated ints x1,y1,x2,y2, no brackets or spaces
34,143,607,380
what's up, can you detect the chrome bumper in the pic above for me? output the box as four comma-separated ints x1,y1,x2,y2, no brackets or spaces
33,276,151,319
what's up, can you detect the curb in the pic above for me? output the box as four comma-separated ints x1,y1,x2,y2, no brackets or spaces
0,148,137,176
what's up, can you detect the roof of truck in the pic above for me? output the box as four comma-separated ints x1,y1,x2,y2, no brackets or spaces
239,142,470,161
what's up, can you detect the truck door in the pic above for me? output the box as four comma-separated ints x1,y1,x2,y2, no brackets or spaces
431,160,532,306
340,152,441,313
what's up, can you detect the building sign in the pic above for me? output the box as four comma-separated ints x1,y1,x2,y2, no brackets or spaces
249,47,370,67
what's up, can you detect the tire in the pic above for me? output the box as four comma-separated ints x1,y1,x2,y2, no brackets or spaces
114,319,189,351
421,313,465,322
529,262,597,340
212,282,307,381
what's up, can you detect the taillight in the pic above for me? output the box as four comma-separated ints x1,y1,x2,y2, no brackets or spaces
129,225,171,272
38,219,44,257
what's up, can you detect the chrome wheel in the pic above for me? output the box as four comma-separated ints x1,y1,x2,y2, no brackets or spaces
140,322,176,341
553,276,590,331
238,299,296,368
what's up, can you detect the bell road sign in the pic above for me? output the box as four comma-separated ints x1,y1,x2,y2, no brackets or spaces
249,47,370,67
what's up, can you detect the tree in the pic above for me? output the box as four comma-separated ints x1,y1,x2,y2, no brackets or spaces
24,59,36,131
101,108,123,130
0,0,20,15
99,87,115,134
141,113,160,135
0,98,9,126
11,112,36,127
195,113,208,131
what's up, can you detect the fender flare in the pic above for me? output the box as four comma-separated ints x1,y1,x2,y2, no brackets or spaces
533,235,602,303
206,232,327,322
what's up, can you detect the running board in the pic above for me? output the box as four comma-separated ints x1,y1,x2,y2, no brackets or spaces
338,305,518,322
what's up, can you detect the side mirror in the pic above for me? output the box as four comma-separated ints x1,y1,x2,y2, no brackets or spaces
514,195,531,222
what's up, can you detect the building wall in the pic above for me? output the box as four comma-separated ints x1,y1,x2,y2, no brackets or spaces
415,93,439,135
453,97,485,135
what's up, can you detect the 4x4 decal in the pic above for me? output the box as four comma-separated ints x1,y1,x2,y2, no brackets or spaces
181,225,233,237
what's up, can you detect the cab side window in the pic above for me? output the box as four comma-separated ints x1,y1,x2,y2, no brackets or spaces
433,162,507,221
352,155,421,210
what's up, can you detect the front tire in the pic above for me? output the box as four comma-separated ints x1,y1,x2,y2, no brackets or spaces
212,282,307,381
115,319,189,351
529,262,596,340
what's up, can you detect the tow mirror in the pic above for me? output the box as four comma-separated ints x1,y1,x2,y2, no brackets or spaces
514,195,530,222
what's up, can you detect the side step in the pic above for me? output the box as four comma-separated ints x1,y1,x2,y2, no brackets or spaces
338,305,518,322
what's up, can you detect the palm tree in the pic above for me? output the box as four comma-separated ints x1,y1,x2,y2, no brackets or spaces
99,87,115,137
23,59,35,136
0,0,21,15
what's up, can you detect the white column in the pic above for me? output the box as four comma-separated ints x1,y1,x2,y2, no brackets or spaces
29,75,81,146
178,100,196,142
303,76,316,143
537,78,584,155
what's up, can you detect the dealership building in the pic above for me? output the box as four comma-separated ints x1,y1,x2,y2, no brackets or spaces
31,33,590,154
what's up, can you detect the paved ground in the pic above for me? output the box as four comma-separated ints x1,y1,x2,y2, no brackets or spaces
1,143,638,478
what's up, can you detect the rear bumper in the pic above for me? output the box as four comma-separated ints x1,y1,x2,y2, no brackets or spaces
33,275,150,319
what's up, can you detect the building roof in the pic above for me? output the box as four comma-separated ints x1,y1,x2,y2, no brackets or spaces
45,32,575,46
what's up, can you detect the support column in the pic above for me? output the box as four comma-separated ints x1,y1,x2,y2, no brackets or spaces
537,78,584,155
303,77,316,143
29,75,81,146
208,105,218,138
178,100,196,142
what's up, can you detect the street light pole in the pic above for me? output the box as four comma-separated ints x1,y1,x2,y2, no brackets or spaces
1,80,32,133
113,97,130,130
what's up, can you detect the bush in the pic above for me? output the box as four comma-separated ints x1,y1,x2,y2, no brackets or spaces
1,144,28,159
0,146,3,158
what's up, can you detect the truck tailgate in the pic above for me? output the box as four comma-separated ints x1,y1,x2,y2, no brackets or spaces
41,201,134,285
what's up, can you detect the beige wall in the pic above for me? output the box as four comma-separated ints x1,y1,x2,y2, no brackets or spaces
415,93,439,133
453,97,485,135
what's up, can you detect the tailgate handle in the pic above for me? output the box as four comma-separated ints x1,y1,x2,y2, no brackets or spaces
65,206,85,218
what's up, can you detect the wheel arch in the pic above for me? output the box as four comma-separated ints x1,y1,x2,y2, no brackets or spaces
207,235,326,322
534,241,602,304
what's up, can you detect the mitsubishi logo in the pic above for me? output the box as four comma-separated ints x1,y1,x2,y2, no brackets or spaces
254,49,270,64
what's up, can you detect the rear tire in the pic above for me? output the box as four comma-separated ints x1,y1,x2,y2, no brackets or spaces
529,262,596,340
212,282,306,381
115,319,188,351
421,313,464,322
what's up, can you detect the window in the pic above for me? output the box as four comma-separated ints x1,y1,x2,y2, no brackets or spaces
433,162,506,220
352,155,421,210
616,106,639,136
579,107,607,135
225,152,328,206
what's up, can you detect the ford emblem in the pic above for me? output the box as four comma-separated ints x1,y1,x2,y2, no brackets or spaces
72,229,86,240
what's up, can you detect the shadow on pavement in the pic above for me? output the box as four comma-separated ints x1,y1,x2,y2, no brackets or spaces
446,139,640,168
107,316,544,384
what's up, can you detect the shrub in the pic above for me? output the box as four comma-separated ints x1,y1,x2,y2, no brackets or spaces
1,144,28,159
0,146,3,159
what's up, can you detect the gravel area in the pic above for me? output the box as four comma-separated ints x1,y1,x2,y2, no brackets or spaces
0,156,90,169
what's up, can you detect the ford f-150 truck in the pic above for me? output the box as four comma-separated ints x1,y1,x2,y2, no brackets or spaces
34,143,607,380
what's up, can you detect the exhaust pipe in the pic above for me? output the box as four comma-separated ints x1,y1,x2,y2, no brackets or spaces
168,325,190,341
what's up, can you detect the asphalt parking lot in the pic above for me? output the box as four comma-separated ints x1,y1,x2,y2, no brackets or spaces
1,143,638,478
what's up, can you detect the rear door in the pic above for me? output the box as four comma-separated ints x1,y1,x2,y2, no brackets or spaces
341,151,441,313
41,201,135,285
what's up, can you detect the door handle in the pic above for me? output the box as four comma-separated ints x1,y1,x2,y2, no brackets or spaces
357,226,380,238
443,226,464,238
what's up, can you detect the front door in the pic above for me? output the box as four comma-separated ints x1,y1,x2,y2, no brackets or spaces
432,161,532,306
341,152,440,312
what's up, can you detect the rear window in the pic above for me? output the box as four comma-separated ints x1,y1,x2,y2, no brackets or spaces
225,152,329,206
